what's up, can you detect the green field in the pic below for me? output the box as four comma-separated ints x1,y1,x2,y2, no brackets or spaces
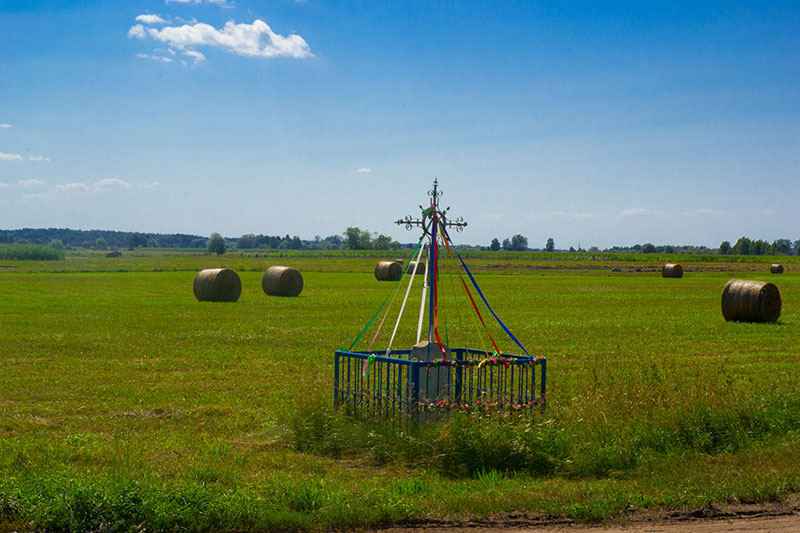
1,252,798,531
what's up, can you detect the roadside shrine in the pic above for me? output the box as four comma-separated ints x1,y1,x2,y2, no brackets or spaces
334,180,546,426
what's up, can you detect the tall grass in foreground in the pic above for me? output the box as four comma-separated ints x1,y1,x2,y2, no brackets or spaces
289,365,800,480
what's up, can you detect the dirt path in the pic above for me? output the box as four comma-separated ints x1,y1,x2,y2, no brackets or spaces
380,499,800,532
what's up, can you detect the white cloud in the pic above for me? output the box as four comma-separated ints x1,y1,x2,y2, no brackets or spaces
166,0,233,6
55,182,91,192
18,178,45,187
0,123,11,129
620,208,663,217
0,152,23,161
136,14,168,24
129,19,313,60
0,182,9,189
128,24,147,39
94,178,133,189
136,52,174,63
357,167,371,173
28,155,50,162
22,178,160,200
183,49,206,65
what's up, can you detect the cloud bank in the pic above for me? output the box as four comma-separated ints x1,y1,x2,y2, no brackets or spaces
129,17,313,64
20,178,160,200
0,152,23,161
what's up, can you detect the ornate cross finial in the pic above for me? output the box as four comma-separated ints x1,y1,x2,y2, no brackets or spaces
395,179,467,236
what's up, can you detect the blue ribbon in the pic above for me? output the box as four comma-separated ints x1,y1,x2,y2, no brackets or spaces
442,226,530,356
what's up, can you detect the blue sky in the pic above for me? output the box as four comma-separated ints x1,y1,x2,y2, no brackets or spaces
1,1,798,249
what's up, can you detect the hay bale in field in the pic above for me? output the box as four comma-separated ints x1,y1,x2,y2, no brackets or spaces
721,279,781,323
375,261,403,281
405,261,426,275
770,264,784,274
193,268,242,302
262,265,303,297
662,263,684,278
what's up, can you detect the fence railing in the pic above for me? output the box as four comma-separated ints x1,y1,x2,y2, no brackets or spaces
334,348,546,427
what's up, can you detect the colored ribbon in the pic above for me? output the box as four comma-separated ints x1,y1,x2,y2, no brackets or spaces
440,224,530,356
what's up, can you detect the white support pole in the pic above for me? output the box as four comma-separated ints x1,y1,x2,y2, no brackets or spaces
416,242,430,344
385,240,425,355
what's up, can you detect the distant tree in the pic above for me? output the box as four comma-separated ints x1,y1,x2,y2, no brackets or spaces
320,235,342,250
373,234,395,250
569,246,575,252
589,246,600,252
237,233,258,249
290,236,303,249
147,239,159,248
641,243,656,253
751,239,769,256
545,237,554,252
502,238,511,251
772,239,791,255
719,241,731,255
49,239,64,251
344,227,363,250
207,232,226,255
343,227,376,250
794,240,800,256
0,232,12,244
82,240,95,250
128,233,147,250
490,238,501,251
664,245,675,254
511,234,528,251
732,236,751,255
95,237,108,250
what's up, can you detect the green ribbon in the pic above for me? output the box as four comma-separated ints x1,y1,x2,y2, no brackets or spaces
347,221,430,351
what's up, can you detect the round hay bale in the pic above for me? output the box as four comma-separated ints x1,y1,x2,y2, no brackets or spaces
262,266,303,297
375,261,403,281
662,263,684,278
405,261,426,275
193,268,241,302
770,264,784,274
721,279,781,323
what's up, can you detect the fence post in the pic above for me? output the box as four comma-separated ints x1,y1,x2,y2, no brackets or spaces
540,358,547,413
333,351,340,409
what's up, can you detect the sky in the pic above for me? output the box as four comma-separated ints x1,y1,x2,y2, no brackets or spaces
1,1,798,249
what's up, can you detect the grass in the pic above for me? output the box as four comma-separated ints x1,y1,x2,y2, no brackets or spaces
0,251,798,531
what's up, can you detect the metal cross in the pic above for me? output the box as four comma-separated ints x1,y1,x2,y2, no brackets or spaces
395,179,467,237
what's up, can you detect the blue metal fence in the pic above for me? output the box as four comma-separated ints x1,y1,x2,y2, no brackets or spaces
334,348,546,427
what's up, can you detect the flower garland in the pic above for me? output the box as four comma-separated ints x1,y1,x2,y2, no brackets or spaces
416,398,542,412
422,355,544,369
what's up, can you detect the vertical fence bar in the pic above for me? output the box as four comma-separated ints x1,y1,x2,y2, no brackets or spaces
540,358,546,412
334,351,340,409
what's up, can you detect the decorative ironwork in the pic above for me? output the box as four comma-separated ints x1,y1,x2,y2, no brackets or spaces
395,178,468,236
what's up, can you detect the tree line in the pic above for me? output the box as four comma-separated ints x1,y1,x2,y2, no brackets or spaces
208,227,400,255
3,228,799,257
